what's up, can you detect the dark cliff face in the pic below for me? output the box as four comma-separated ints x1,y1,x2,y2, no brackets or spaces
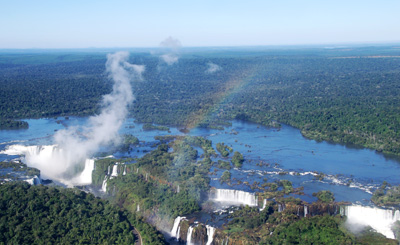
280,202,342,217
177,221,210,245
178,219,190,243
192,224,208,245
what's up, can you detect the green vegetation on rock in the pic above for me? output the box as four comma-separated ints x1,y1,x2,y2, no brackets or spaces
372,183,400,207
313,190,335,203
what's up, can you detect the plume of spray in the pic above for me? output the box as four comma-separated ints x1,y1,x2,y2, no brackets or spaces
206,62,222,74
159,36,182,65
28,51,144,185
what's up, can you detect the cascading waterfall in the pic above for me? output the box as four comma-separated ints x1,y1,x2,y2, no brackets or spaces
278,203,286,212
102,175,108,192
304,205,308,217
1,144,95,185
123,165,126,176
137,204,140,212
1,144,56,158
72,159,94,185
170,216,185,239
260,199,267,211
25,175,41,185
177,226,181,241
187,226,194,245
342,205,400,239
206,225,216,245
210,189,258,206
111,163,119,178
107,165,111,175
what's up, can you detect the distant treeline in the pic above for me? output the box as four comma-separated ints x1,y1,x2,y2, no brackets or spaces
1,48,400,154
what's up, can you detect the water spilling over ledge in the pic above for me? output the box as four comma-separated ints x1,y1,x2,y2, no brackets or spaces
0,144,94,186
341,205,400,239
209,188,258,207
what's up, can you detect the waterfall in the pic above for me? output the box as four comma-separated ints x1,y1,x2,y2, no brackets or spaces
278,203,285,212
137,204,140,212
177,226,181,241
260,199,267,211
177,185,180,193
394,210,400,221
210,189,258,206
170,216,185,239
206,225,216,245
342,205,400,239
297,207,300,216
136,168,139,173
1,144,99,186
123,165,126,176
111,164,118,178
340,206,345,216
101,175,108,192
72,159,94,185
187,226,194,245
1,144,55,157
25,175,41,185
304,205,308,217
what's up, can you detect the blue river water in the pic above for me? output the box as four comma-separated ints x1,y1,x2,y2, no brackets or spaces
1,117,400,205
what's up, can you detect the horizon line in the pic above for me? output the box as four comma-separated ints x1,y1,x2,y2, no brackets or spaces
1,41,400,51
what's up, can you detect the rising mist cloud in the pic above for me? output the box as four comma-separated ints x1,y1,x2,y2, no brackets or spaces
159,36,182,65
31,52,144,184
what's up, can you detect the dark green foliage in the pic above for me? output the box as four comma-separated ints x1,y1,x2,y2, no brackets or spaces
0,53,110,119
277,180,294,194
227,205,274,230
183,136,216,156
105,138,213,219
123,134,139,145
172,141,198,165
109,168,201,218
372,184,400,207
263,216,354,244
0,181,165,244
220,170,231,184
0,119,28,129
0,161,40,176
231,151,244,168
216,143,231,157
218,160,231,170
119,134,139,152
92,158,117,186
313,190,335,203
142,123,170,131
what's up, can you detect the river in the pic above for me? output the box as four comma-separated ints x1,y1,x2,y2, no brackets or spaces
1,117,400,205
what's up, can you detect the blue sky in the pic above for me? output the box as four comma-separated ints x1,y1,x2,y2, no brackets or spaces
1,0,399,48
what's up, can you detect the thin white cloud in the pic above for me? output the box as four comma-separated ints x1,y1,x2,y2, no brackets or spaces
206,62,222,74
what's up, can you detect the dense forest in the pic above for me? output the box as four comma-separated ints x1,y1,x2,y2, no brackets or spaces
95,136,215,220
0,181,165,244
1,46,399,155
